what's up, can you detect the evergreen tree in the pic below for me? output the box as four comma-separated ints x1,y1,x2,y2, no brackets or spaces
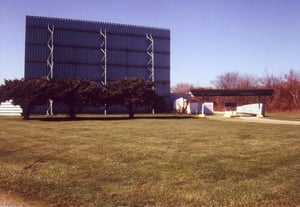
53,79,106,118
1,78,49,119
107,77,161,119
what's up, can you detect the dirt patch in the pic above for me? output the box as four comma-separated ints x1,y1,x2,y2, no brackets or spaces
0,191,45,207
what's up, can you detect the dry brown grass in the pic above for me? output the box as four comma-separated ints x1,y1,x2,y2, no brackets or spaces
0,115,299,206
267,111,300,121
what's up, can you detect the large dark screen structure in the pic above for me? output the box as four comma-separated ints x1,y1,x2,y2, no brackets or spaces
24,16,170,98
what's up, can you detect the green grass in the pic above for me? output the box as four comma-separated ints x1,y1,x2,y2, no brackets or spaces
0,115,299,207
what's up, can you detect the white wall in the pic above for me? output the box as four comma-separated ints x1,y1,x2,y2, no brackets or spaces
0,100,22,116
174,98,213,115
236,103,264,115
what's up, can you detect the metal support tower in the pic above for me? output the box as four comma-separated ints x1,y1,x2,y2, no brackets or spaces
46,25,54,115
146,33,154,82
47,25,54,80
146,33,155,114
100,30,107,115
100,29,107,86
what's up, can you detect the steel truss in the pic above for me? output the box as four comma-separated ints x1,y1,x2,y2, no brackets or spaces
146,33,155,114
100,30,107,115
100,29,107,86
146,33,155,82
47,25,54,80
46,25,54,115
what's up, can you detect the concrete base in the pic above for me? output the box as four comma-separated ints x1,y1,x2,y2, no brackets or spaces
198,114,206,118
224,114,235,118
224,111,237,118
256,114,264,118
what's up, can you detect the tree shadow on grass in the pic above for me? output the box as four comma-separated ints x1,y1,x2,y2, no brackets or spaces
29,114,196,122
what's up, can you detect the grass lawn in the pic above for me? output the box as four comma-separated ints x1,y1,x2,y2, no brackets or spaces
266,111,300,121
0,115,299,207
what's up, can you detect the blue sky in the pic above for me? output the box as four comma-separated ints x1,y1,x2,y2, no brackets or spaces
1,0,300,87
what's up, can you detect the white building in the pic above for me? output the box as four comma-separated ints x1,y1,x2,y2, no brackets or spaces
174,98,213,115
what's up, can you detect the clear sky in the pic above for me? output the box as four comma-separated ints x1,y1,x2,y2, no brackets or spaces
1,0,300,87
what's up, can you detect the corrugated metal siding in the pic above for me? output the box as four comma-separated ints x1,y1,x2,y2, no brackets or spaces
25,15,171,112
25,27,48,44
54,46,101,64
25,62,48,78
155,68,170,82
26,16,170,38
154,39,170,53
25,45,48,61
155,54,170,68
155,82,170,96
53,64,101,81
55,30,99,47
107,50,147,66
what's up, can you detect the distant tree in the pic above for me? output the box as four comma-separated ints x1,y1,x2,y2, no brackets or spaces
1,78,50,119
211,72,241,89
259,70,300,111
208,70,300,111
239,74,259,88
1,78,107,119
281,69,300,109
171,83,195,94
259,71,283,89
53,79,105,119
107,77,161,119
211,71,258,89
259,72,283,110
210,72,259,108
0,84,4,102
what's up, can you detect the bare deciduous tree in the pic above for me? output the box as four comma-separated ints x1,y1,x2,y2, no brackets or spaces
211,72,241,89
212,72,258,89
283,69,300,108
171,83,195,94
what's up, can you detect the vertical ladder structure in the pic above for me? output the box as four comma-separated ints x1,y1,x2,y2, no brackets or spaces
46,25,54,115
146,33,155,114
100,29,107,86
100,30,107,115
146,33,154,83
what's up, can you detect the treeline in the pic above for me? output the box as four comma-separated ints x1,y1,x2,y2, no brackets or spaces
0,77,163,119
172,69,300,111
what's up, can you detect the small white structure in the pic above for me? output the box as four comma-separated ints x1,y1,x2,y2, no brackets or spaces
0,100,22,116
174,98,213,115
224,110,237,117
174,97,188,113
236,103,264,116
189,102,214,115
